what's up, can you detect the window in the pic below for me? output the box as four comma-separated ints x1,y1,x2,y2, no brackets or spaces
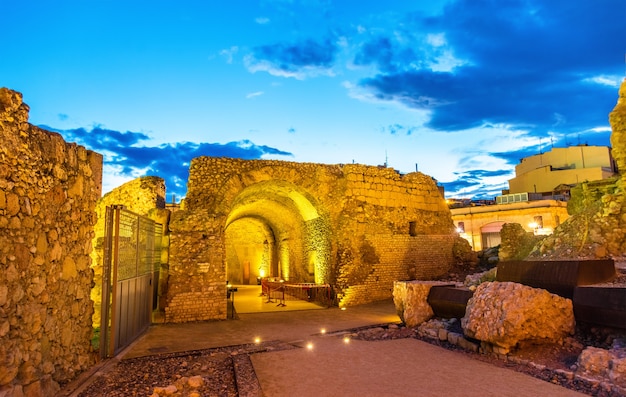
457,222,465,233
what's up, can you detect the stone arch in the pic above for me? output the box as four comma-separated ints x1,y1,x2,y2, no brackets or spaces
223,179,331,285
481,221,505,249
166,157,456,322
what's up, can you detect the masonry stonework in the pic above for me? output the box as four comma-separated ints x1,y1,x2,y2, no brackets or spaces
167,157,456,322
0,88,103,396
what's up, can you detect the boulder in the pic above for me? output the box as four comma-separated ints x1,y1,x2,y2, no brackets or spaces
577,346,626,388
393,281,453,327
461,281,575,353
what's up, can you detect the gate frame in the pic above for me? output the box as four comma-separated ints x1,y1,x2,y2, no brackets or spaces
99,205,162,358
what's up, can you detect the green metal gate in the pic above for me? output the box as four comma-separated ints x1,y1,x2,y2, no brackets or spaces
99,205,162,358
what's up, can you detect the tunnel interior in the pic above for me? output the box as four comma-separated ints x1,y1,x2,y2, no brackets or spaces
224,180,331,285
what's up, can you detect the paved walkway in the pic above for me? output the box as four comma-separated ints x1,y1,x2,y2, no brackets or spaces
65,293,584,396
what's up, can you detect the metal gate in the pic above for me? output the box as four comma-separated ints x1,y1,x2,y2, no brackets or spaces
99,205,162,358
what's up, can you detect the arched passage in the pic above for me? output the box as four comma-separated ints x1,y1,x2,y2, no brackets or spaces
224,180,331,285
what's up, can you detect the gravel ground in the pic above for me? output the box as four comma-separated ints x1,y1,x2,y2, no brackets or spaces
72,324,624,397
75,341,297,397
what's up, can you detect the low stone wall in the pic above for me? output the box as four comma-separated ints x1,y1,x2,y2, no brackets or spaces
0,88,103,395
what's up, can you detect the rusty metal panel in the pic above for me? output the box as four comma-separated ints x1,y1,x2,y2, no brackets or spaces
573,286,626,329
427,285,473,319
496,260,616,298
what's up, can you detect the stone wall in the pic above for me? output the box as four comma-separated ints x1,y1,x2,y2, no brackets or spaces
0,88,103,395
90,176,169,327
167,157,456,322
338,234,455,306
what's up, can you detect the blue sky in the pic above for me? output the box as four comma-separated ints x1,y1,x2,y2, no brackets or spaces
2,0,624,201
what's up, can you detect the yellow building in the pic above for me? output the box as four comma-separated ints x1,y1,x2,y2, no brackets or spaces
451,200,569,251
508,145,616,194
451,145,616,251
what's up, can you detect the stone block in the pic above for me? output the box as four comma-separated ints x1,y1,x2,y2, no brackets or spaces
457,336,479,353
393,280,453,327
461,281,575,352
447,332,461,345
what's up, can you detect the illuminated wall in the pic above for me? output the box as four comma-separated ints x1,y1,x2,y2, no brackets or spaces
0,88,103,394
509,145,616,194
450,200,570,251
166,158,456,322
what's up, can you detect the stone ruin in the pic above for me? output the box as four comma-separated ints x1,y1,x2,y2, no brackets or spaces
0,88,103,396
164,156,459,322
2,79,625,394
0,85,465,392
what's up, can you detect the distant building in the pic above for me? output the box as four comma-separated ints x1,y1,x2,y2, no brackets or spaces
451,200,569,250
508,145,616,194
451,145,616,251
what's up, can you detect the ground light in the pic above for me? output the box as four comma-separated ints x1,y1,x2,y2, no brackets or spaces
343,336,350,344
320,328,326,334
254,337,261,344
306,342,314,350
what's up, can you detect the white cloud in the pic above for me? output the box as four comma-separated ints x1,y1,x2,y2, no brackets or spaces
244,55,335,80
426,33,446,47
255,17,270,24
219,46,239,64
583,75,623,87
246,91,264,99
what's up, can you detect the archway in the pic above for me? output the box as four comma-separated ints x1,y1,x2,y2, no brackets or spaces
481,221,505,249
224,180,331,285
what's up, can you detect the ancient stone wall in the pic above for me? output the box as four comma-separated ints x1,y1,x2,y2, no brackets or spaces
0,88,103,396
90,176,170,327
167,157,455,322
